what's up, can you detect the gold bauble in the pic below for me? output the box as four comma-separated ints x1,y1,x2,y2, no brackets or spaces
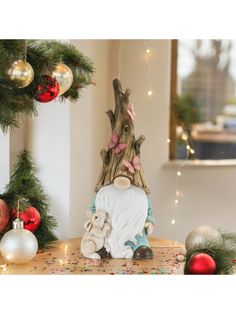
52,63,73,95
6,60,34,88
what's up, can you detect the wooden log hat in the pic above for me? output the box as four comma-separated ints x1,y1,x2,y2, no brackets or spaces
95,78,150,194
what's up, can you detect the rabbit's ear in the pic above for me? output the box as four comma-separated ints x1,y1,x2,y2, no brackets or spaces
84,219,93,232
86,211,93,219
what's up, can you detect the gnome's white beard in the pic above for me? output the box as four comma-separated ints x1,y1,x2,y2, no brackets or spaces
95,184,148,258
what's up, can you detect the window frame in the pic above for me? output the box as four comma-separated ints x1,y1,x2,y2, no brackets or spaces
169,39,178,160
169,39,236,163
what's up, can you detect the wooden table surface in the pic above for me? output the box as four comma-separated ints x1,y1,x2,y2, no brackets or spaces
0,237,185,275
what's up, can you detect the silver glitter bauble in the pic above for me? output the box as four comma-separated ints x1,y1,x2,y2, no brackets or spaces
185,225,223,251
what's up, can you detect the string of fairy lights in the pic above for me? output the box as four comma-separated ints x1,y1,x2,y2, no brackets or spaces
116,38,196,228
118,40,196,231
167,131,196,236
143,41,197,230
117,40,154,97
143,41,153,97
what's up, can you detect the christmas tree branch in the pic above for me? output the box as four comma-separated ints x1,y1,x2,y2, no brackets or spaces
0,150,58,248
0,40,95,131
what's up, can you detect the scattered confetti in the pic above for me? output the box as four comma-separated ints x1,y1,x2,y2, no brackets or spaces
0,239,185,275
176,254,186,262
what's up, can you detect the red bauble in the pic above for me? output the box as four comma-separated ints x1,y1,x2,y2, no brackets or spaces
12,207,41,233
34,75,59,103
188,253,217,274
0,199,10,233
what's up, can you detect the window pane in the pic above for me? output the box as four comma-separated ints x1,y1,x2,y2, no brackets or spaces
176,40,236,159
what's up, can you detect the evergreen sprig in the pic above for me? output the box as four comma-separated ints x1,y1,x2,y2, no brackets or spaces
0,150,58,248
184,231,236,274
0,40,94,131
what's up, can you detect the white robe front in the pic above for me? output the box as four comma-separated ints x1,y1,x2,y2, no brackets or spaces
95,184,148,258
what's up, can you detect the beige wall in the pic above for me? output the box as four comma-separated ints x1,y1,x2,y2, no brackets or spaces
10,117,27,167
159,164,236,241
26,101,70,239
2,40,235,243
0,131,10,193
68,40,112,238
0,118,26,193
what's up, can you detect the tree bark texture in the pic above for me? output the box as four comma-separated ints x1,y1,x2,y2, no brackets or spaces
95,78,150,194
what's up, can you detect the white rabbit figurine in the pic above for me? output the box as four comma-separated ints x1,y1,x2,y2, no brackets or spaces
81,210,111,259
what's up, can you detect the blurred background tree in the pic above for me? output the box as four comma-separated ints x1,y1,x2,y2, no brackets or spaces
181,40,234,123
174,94,202,159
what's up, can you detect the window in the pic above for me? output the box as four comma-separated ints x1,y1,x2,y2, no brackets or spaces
170,39,236,160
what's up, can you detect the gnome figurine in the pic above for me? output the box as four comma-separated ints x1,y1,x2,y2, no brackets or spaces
82,78,155,259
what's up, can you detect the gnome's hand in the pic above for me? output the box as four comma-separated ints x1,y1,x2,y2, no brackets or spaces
145,221,154,235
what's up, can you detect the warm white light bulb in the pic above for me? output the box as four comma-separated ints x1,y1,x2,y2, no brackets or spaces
182,134,188,141
0,264,6,271
146,49,150,53
171,219,176,225
190,149,195,154
186,145,190,150
167,138,171,143
64,244,68,254
174,199,179,205
177,171,181,176
176,190,180,196
147,90,152,96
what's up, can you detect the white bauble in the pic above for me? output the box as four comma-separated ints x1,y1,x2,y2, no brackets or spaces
185,225,223,251
0,228,38,264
